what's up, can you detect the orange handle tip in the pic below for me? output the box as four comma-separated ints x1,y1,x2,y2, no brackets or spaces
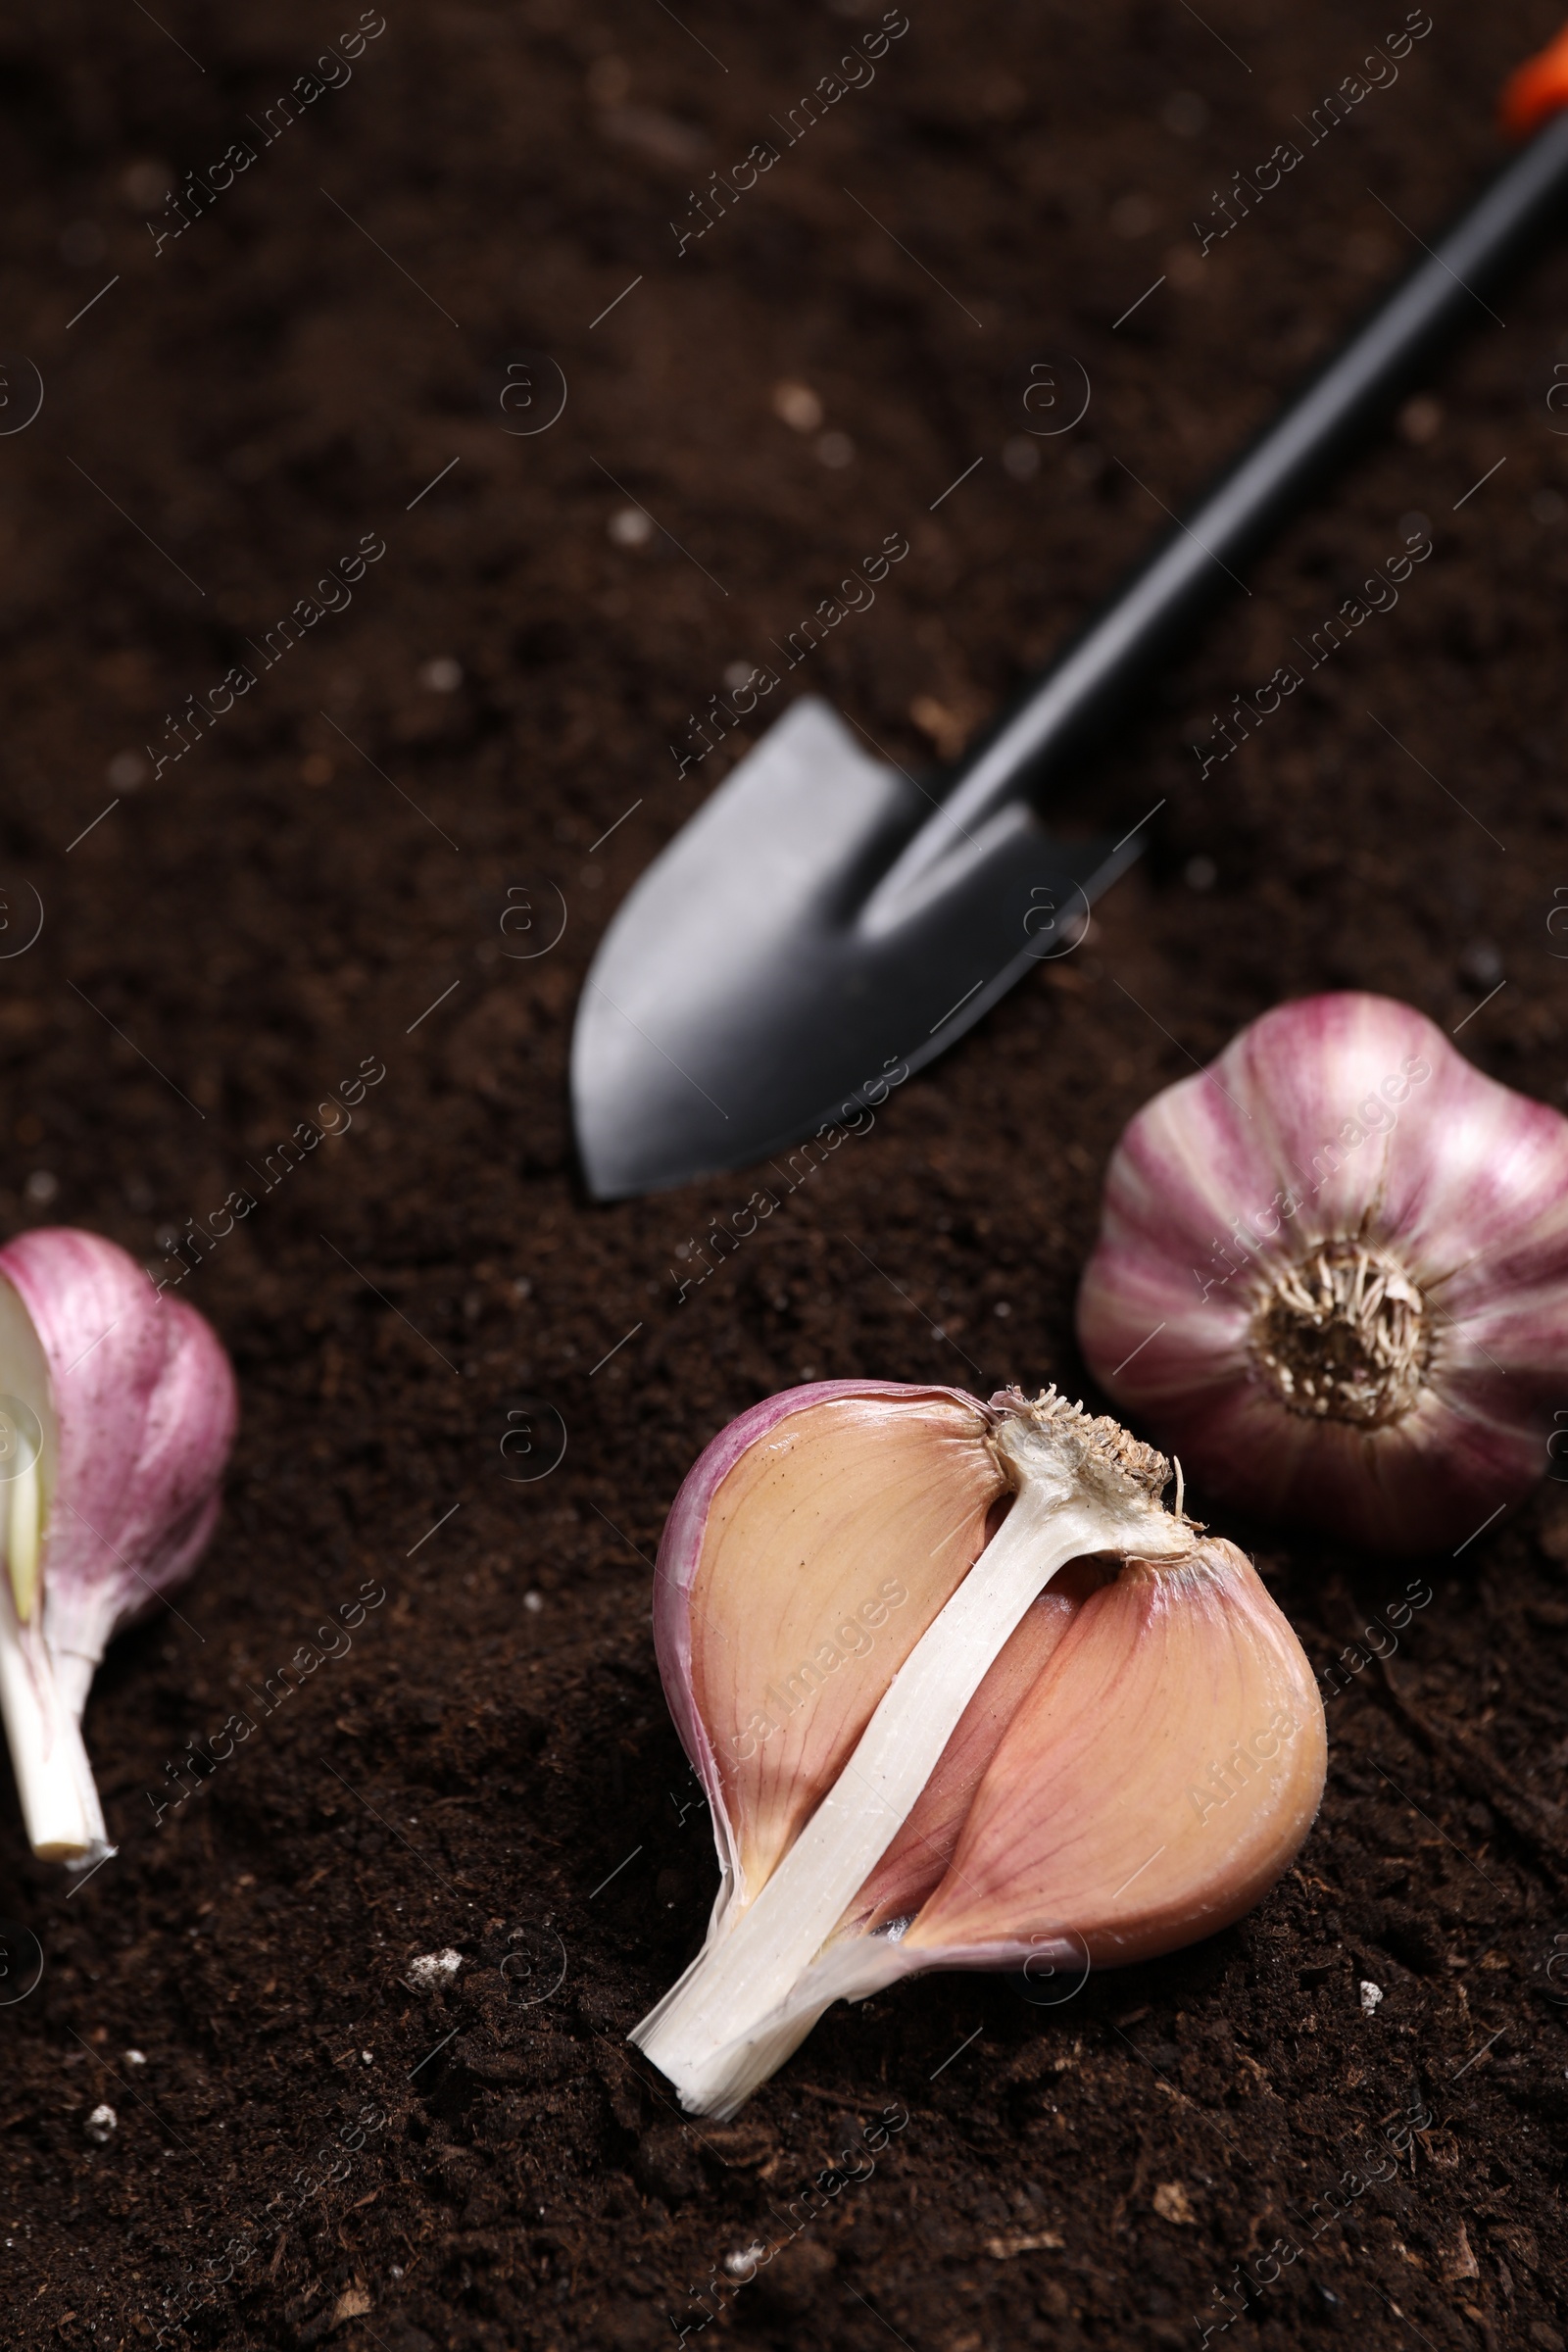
1499,21,1568,138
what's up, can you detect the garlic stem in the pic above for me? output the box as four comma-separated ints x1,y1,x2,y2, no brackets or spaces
0,1568,107,1866
637,1405,1192,2113
0,1438,106,1866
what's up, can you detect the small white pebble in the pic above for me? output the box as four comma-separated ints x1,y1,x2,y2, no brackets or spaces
361,2050,373,2064
419,656,463,693
407,1948,463,1990
724,2240,765,2278
723,661,756,693
85,2104,117,2143
24,1171,58,1205
123,2050,146,2067
994,1301,1012,1319
1360,1980,1384,2015
391,2266,404,2279
523,1590,544,1613
772,380,823,433
609,507,653,547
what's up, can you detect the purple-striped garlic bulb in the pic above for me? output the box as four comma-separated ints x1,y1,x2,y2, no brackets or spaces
0,1229,237,1864
1077,991,1568,1553
633,1380,1323,2116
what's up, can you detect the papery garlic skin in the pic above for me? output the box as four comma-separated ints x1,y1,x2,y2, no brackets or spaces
636,1382,1323,2117
897,1538,1324,1965
1076,992,1568,1553
0,1231,237,1863
655,1381,1004,1934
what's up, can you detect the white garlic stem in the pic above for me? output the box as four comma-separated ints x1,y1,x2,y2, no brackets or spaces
0,1275,100,1859
0,1484,107,1866
636,1411,1191,2115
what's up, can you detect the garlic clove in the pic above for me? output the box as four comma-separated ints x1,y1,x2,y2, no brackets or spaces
1,1230,174,1612
0,1229,237,1862
1079,991,1568,1550
664,1381,1004,1904
637,1386,1282,2116
902,1538,1325,1964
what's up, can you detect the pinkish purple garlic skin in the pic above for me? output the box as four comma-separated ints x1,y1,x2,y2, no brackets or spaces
1077,991,1568,1553
0,1229,237,1657
653,1380,986,1865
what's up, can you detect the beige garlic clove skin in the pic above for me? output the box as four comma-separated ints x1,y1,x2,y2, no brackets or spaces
638,1381,1324,2116
679,1386,1004,1910
898,1538,1325,1967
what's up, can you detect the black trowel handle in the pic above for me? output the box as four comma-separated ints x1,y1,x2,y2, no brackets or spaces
884,90,1568,897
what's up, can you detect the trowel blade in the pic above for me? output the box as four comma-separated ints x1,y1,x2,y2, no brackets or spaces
570,698,1138,1200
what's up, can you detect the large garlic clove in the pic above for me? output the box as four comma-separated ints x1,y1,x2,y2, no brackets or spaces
0,1230,237,1864
1078,991,1568,1550
903,1538,1325,1965
661,1381,1004,1907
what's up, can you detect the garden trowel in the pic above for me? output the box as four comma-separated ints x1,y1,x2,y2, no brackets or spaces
572,31,1568,1200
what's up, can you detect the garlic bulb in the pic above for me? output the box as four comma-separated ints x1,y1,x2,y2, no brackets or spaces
1077,991,1568,1553
634,1380,1324,2116
0,1229,237,1864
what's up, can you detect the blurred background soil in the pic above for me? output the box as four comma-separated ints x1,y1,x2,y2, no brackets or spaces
2,1,1568,2346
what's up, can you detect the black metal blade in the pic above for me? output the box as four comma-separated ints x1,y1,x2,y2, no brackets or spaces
571,699,1136,1200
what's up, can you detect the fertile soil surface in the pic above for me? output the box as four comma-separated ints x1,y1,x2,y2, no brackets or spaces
4,2,1568,2347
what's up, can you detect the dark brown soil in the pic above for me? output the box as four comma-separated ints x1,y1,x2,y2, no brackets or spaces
3,1,1568,2347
